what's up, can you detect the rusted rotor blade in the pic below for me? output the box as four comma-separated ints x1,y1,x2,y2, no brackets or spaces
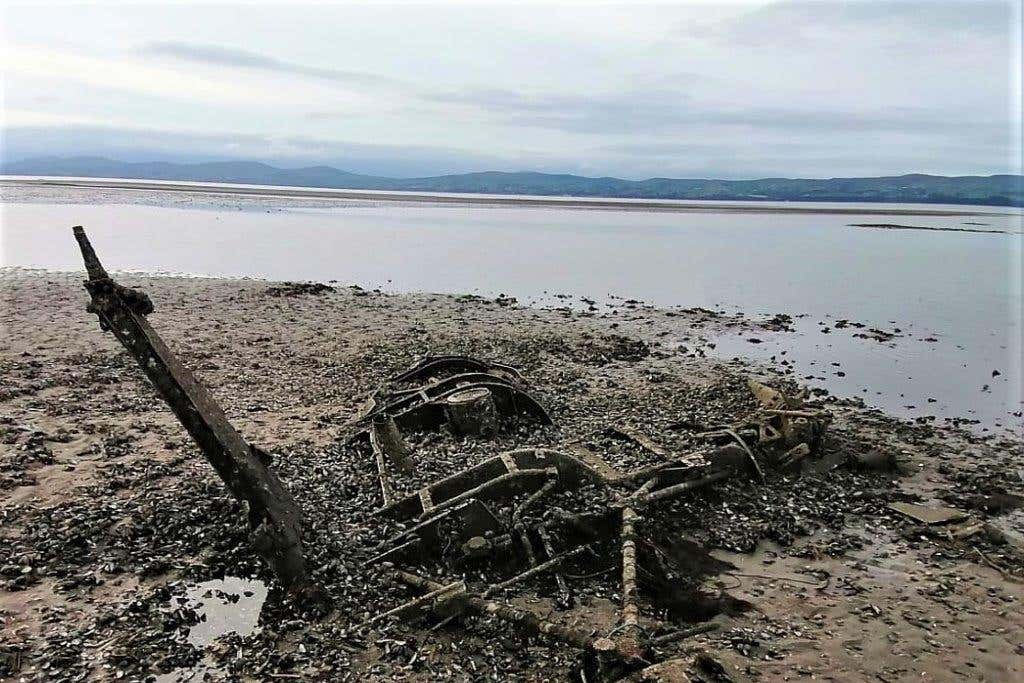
72,226,323,603
73,225,110,280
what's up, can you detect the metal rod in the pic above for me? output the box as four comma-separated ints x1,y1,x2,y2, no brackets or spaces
483,545,590,598
361,581,464,628
620,507,641,633
639,470,731,505
537,524,572,605
395,571,645,666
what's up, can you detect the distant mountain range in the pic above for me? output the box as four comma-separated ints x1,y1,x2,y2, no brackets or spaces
3,156,1022,206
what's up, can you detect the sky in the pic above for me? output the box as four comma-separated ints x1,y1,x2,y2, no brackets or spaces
1,0,1021,179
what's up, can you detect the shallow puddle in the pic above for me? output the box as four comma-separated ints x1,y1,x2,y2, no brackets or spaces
154,577,268,682
183,576,268,648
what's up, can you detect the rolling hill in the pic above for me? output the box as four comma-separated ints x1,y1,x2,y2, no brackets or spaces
3,156,1021,206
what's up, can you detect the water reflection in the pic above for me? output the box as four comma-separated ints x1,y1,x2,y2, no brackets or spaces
184,577,267,648
2,194,1020,433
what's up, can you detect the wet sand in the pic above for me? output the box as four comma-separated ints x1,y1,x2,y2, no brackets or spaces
3,177,1012,216
1,270,1022,681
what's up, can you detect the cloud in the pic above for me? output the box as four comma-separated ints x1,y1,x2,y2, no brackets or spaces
689,0,1014,48
0,124,514,177
3,121,1018,180
420,84,1011,144
2,43,262,105
141,41,401,88
422,87,694,134
2,2,1019,179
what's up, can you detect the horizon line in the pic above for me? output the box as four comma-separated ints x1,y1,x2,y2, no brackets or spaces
3,175,1020,216
4,154,1023,183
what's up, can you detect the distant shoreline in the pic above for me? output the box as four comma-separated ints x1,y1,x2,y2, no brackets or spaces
848,222,1008,235
2,176,1017,217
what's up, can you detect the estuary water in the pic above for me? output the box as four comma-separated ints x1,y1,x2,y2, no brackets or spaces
2,181,1021,434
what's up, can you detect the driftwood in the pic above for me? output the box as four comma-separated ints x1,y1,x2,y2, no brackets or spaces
72,226,323,602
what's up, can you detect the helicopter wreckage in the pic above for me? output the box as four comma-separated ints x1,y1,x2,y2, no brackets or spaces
73,226,842,681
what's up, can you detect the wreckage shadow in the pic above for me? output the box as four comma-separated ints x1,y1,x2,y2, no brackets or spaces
639,537,754,624
541,509,754,625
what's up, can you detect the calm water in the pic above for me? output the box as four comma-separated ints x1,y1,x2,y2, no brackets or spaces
2,186,1021,434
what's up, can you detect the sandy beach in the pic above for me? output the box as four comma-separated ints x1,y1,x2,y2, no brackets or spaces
1,267,1021,681
3,0,1022,679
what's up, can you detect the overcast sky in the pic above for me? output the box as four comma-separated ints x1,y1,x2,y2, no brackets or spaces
1,1,1021,178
